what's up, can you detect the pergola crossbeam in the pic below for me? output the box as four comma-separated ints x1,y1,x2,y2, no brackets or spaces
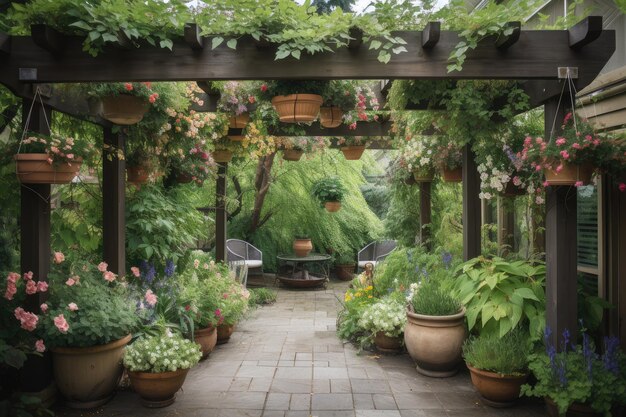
495,22,521,50
184,23,204,50
30,24,65,55
569,16,603,49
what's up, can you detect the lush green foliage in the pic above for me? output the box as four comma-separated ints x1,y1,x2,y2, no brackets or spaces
337,283,377,350
463,329,529,375
123,333,201,373
311,176,347,205
360,182,390,219
322,81,357,111
262,81,327,98
248,288,277,306
410,279,461,316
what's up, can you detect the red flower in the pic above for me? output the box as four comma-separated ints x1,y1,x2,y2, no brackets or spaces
124,83,133,91
260,84,268,92
143,82,152,89
185,305,191,311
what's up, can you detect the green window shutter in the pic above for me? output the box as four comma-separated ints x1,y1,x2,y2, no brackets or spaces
577,186,598,268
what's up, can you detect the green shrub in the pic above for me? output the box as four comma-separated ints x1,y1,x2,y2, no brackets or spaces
249,288,277,306
410,280,461,316
462,329,529,375
311,176,346,205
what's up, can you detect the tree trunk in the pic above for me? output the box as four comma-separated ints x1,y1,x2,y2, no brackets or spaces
248,153,276,234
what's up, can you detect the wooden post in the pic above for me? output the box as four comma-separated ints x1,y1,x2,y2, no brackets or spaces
102,128,125,275
215,163,228,262
545,94,578,348
463,144,481,261
606,173,626,349
497,197,515,256
419,182,432,250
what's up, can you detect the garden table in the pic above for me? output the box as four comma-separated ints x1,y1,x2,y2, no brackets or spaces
275,253,331,288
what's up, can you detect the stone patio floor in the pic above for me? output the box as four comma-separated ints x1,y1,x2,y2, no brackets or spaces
56,280,547,417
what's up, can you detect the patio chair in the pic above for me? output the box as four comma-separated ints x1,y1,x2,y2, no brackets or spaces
226,239,263,276
357,240,397,270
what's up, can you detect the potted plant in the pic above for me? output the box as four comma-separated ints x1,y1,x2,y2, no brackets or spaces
335,137,367,160
89,82,157,125
311,176,346,212
359,296,406,353
216,81,258,128
15,134,94,184
522,328,626,417
124,332,202,408
293,234,313,257
463,330,530,407
435,141,463,182
320,81,357,128
39,255,139,408
278,137,312,162
334,253,356,281
397,137,436,182
216,278,249,344
404,279,465,377
261,81,326,123
126,148,159,186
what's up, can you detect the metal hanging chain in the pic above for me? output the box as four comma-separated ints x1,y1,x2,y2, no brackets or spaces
548,80,567,144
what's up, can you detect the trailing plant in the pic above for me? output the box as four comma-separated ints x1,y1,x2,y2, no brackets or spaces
322,80,357,111
463,329,529,375
215,81,259,116
123,332,202,373
311,176,346,205
18,133,97,167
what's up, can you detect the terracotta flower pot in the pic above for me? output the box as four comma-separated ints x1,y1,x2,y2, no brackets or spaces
324,201,341,212
101,95,149,125
413,169,434,183
340,145,366,160
441,166,462,182
374,332,403,353
128,368,190,408
14,154,82,184
319,107,344,128
229,113,250,129
466,364,528,407
228,135,245,142
217,324,235,345
545,397,603,417
293,238,313,257
544,162,594,186
283,149,304,161
212,150,233,163
335,264,355,281
271,94,323,123
194,326,217,359
127,165,151,185
404,308,466,377
51,334,131,408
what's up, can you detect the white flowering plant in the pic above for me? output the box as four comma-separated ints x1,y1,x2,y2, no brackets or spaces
397,136,438,176
123,333,201,373
358,296,407,339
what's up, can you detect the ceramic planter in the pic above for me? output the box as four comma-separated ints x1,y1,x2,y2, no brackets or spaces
128,368,190,408
324,201,341,212
101,95,149,125
413,169,435,183
466,364,528,407
194,326,217,359
441,166,462,182
14,154,82,184
51,334,131,408
319,107,344,128
212,150,233,163
543,162,594,186
374,332,403,353
283,149,304,161
340,145,366,160
217,324,235,345
228,113,250,129
127,165,151,185
293,238,313,257
545,398,603,417
335,264,355,281
404,307,466,377
271,94,323,123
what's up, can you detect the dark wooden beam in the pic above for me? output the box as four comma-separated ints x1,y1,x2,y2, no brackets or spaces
184,23,204,50
462,144,481,261
0,32,10,55
496,22,521,50
348,27,363,49
569,16,603,49
544,95,578,349
102,128,126,276
215,163,228,262
233,120,394,137
30,24,65,55
115,30,133,50
421,22,440,49
419,182,432,250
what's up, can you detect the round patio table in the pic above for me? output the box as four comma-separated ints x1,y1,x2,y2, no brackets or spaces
275,253,331,288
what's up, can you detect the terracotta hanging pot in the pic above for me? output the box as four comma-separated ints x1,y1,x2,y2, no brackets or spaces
194,326,217,359
545,398,602,417
466,364,528,407
340,145,366,160
502,180,526,197
101,95,149,125
217,324,235,344
212,150,233,163
14,154,82,184
228,135,245,142
374,332,403,353
127,165,151,185
413,169,435,183
404,307,466,377
441,166,462,182
128,368,190,408
543,162,594,186
335,264,355,281
228,113,250,129
271,94,323,123
52,334,131,408
283,149,304,161
293,238,313,257
324,201,341,212
319,107,344,128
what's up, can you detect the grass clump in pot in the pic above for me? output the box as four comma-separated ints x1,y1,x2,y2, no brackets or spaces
463,329,529,375
411,280,461,316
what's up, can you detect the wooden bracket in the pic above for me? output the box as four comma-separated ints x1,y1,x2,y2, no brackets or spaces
496,22,521,50
31,24,65,55
422,22,440,49
569,16,603,49
184,23,204,50
0,33,10,55
348,27,363,49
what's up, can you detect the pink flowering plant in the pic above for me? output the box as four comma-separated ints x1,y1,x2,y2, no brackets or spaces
321,80,357,111
216,81,258,116
18,133,96,167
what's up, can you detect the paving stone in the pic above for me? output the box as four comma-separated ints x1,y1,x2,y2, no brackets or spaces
356,411,402,417
314,367,349,379
351,379,391,394
266,393,291,410
250,377,273,392
373,394,398,410
313,379,331,393
353,393,375,410
394,393,442,410
275,366,312,379
330,379,352,393
289,394,311,410
238,366,277,378
271,379,312,394
312,393,354,410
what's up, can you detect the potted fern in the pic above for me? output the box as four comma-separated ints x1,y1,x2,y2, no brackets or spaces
311,176,346,212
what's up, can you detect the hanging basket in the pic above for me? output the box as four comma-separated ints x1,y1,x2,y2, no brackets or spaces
502,180,526,197
101,95,149,125
176,172,193,184
544,162,594,186
212,150,233,163
324,201,341,212
127,165,151,185
340,145,366,161
441,166,462,182
271,94,323,123
228,113,250,129
14,154,82,184
413,169,434,183
228,135,244,142
319,107,344,128
283,149,304,161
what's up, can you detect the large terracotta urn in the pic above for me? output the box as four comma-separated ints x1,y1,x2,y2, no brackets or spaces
293,238,313,257
404,308,466,377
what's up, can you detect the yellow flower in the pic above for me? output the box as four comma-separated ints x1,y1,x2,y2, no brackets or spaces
365,286,373,291
368,295,373,299
344,294,352,302
355,292,362,298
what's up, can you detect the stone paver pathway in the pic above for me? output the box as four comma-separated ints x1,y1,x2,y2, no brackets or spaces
57,281,546,417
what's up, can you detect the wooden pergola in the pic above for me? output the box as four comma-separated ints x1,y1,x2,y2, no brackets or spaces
0,17,617,369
